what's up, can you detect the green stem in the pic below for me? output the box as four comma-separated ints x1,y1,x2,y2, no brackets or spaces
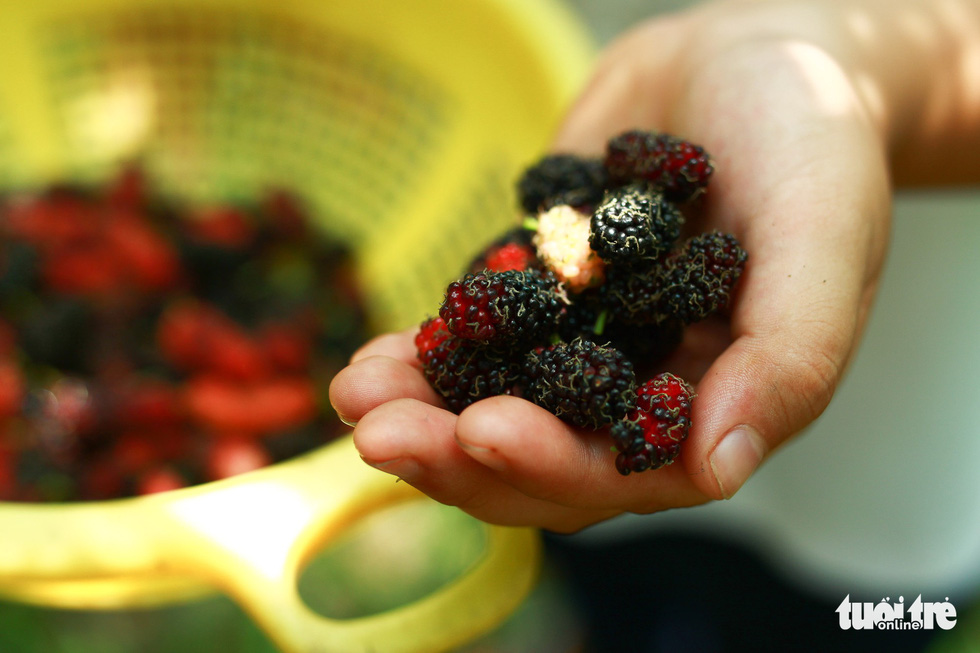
592,309,608,336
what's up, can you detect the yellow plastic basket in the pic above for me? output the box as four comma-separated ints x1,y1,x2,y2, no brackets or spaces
0,0,594,651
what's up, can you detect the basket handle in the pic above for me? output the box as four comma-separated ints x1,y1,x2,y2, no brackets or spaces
0,436,541,652
158,436,542,653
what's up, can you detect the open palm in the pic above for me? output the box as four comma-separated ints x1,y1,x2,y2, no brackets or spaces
330,1,898,532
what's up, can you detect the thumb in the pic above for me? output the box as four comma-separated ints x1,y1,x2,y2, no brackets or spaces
679,130,890,501
670,39,893,501
684,328,842,500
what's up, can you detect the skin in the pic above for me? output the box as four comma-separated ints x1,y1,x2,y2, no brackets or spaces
329,0,980,533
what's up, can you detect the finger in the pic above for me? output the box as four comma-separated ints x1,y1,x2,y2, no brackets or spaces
328,355,442,426
671,41,891,499
350,328,419,366
353,398,616,532
455,396,709,514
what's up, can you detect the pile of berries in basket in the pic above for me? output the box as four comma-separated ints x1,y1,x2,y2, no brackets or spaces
0,167,370,501
417,130,747,475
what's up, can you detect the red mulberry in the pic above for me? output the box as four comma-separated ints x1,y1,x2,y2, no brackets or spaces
439,269,565,346
611,372,695,475
605,130,714,202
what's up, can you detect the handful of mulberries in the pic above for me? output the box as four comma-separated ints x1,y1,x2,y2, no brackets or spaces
416,130,746,475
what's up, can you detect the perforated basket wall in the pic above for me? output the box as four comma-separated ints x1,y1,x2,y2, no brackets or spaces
0,0,593,331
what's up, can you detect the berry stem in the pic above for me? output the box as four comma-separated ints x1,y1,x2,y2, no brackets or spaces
593,309,609,336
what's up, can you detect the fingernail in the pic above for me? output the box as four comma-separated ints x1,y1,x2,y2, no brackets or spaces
338,413,358,428
457,441,507,472
364,457,421,481
709,426,766,499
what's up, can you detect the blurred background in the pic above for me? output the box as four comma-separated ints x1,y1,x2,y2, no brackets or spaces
0,0,978,651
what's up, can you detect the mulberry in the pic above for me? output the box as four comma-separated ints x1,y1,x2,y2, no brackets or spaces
466,227,539,274
523,338,636,429
556,297,683,367
605,130,714,202
533,204,605,292
659,231,747,325
611,372,695,475
517,154,609,214
415,316,452,364
599,264,668,326
439,269,564,346
589,185,682,266
421,336,523,413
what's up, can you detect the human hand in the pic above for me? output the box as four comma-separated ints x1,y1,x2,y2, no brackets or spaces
330,0,908,532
